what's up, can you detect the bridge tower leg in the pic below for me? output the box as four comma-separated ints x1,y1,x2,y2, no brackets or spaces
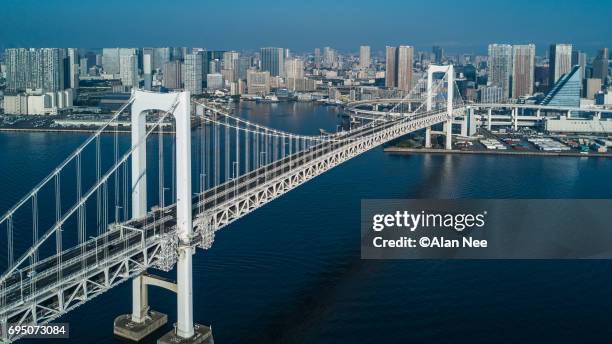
445,65,453,150
114,90,212,343
427,64,454,150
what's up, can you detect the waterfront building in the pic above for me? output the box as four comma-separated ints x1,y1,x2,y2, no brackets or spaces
247,70,270,95
540,65,581,107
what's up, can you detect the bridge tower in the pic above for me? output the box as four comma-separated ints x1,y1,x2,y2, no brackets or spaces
114,90,212,344
425,64,454,150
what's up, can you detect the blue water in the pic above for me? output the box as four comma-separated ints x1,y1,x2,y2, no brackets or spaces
2,102,612,343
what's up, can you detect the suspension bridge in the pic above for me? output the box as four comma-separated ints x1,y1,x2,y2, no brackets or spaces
0,65,464,343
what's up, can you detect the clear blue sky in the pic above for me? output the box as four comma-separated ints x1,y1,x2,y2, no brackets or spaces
3,0,611,55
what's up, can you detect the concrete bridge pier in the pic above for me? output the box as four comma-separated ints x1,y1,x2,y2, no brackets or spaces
425,127,432,148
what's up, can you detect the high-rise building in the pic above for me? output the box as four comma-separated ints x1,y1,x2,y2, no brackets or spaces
584,78,602,99
433,45,444,64
5,48,68,93
163,60,182,89
221,51,239,82
548,44,572,86
396,46,414,92
119,53,138,88
314,48,321,69
540,65,581,108
284,58,304,79
203,50,225,75
233,57,251,81
184,51,203,94
487,44,513,99
153,48,171,71
323,47,335,68
359,46,371,69
592,48,609,81
385,46,397,88
102,48,120,76
247,69,270,95
571,50,587,80
143,48,154,90
511,44,535,98
260,47,285,77
67,48,79,89
206,73,223,90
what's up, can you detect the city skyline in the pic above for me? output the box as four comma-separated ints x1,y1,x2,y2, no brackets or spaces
2,0,612,54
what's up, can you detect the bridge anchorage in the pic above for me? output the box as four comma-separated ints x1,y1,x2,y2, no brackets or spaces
0,65,460,343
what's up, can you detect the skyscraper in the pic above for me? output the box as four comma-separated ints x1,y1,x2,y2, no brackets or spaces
592,48,609,81
163,60,182,89
184,52,203,94
548,44,572,86
323,47,335,68
487,44,513,99
511,44,535,98
143,48,154,90
153,47,171,71
5,48,67,93
119,53,138,88
222,51,240,82
102,48,120,76
67,48,79,90
571,50,587,80
314,48,321,69
285,58,304,79
359,46,371,69
233,57,251,81
396,46,414,92
385,46,397,88
260,47,285,77
433,45,444,64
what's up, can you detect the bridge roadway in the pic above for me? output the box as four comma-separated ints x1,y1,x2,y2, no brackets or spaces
0,107,454,332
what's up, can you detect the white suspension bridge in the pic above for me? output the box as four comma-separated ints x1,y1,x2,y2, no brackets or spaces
0,65,464,343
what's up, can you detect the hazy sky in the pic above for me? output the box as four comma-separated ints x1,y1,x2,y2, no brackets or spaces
3,0,611,55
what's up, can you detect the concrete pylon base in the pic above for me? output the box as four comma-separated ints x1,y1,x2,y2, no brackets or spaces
113,311,167,341
157,324,213,344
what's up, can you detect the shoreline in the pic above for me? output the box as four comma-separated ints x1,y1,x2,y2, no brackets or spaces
384,147,612,158
0,127,178,134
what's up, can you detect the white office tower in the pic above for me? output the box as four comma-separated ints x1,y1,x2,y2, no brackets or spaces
102,48,120,76
120,53,138,88
359,45,371,69
143,53,153,91
487,44,513,99
184,52,203,94
67,48,79,89
285,58,304,79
